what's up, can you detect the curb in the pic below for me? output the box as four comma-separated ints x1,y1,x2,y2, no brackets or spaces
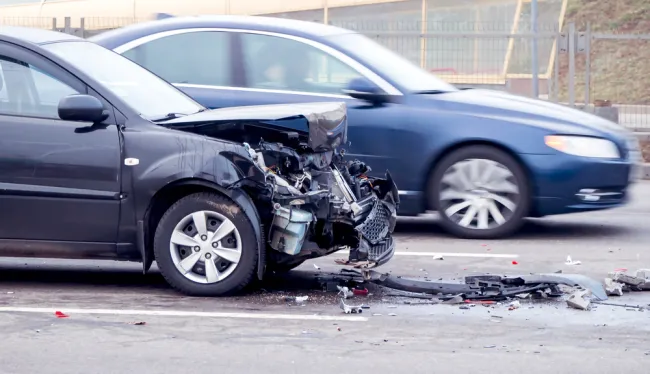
634,132,650,142
642,163,650,180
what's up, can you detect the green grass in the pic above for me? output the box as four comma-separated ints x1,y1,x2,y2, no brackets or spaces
557,0,650,104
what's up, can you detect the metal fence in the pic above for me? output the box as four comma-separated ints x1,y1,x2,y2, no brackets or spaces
1,15,649,131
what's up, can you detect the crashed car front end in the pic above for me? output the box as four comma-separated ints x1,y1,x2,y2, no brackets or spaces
166,102,398,270
242,103,399,269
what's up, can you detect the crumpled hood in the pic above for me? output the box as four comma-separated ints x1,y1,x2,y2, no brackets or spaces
426,89,630,138
163,102,348,151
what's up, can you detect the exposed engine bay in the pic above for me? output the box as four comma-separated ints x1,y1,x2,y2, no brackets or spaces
169,102,399,269
244,138,398,268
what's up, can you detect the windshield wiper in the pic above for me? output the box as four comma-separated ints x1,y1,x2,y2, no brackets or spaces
151,112,189,122
412,90,450,95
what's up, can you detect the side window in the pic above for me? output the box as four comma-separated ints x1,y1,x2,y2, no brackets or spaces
0,57,78,119
122,31,231,86
240,33,365,95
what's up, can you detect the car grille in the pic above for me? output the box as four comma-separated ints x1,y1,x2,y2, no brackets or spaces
359,201,391,245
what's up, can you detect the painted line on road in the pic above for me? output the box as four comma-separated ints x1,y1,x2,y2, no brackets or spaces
337,250,519,259
0,307,368,322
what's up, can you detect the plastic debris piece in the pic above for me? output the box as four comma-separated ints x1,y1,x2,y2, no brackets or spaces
512,261,518,265
353,288,369,296
459,305,470,310
372,313,382,316
337,286,354,299
604,278,624,296
565,256,582,266
295,296,309,303
313,264,321,270
566,289,591,310
55,311,69,318
443,295,464,305
128,321,146,326
508,301,521,310
388,313,397,316
339,298,363,314
432,255,444,260
484,345,496,348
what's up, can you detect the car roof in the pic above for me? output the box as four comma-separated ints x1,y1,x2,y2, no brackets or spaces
91,15,354,49
0,25,82,46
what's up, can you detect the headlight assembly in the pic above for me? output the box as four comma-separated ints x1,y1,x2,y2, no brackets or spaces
544,135,620,159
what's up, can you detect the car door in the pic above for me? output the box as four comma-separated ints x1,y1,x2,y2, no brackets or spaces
119,30,238,110
0,42,122,244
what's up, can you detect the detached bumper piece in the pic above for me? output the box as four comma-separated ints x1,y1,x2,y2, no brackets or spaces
339,172,399,268
363,271,608,301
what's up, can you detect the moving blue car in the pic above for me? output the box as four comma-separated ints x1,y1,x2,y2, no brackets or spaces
91,15,642,239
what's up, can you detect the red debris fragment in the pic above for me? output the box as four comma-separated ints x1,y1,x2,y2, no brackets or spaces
353,288,369,296
512,261,518,265
614,268,628,272
481,244,487,247
55,311,69,318
465,300,495,305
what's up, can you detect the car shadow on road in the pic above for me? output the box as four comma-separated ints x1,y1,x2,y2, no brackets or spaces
395,217,633,240
0,262,333,299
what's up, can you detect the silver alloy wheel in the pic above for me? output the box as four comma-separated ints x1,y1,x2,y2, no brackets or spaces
169,210,242,284
439,158,520,230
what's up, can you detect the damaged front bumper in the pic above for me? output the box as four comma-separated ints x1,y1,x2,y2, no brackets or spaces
362,270,608,301
342,172,399,267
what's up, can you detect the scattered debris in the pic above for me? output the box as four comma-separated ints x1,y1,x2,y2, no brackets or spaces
508,301,521,310
295,296,309,303
443,295,464,305
566,289,592,310
7,292,13,294
313,264,321,270
337,286,354,299
608,271,646,290
339,298,363,314
432,255,444,261
459,305,470,310
565,256,582,266
128,321,146,326
55,311,69,318
353,288,369,296
511,261,518,265
593,300,645,310
388,313,397,316
604,278,624,296
372,313,382,316
484,345,496,349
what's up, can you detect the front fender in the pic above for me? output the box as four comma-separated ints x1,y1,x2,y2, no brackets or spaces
125,128,266,277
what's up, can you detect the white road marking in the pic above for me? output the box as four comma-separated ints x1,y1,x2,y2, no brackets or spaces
336,250,519,259
0,307,368,322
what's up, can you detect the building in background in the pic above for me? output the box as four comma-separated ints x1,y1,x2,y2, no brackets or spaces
0,0,567,95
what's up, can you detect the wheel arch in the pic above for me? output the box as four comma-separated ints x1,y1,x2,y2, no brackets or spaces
422,140,537,212
140,178,265,279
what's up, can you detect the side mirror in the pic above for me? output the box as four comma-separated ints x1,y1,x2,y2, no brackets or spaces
342,77,394,104
58,94,108,123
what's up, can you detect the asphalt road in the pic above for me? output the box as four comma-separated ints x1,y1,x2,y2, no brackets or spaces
0,181,649,374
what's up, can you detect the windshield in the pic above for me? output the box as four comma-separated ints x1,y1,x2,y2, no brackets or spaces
43,41,204,120
325,33,457,93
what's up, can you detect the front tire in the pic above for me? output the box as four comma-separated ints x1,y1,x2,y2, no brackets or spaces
429,145,530,239
153,192,258,296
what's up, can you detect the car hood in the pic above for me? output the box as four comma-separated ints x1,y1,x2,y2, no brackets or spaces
163,102,348,151
423,89,630,138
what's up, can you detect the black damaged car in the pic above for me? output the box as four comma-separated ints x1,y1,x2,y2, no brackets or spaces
0,26,398,296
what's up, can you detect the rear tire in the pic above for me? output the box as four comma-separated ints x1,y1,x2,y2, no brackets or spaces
153,192,258,296
429,145,530,239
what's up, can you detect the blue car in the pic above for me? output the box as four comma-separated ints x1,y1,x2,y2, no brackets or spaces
91,15,642,239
